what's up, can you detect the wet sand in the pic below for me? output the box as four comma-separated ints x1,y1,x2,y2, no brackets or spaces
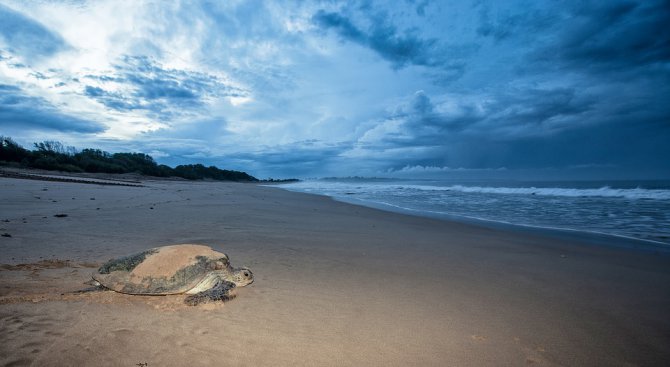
1,173,669,366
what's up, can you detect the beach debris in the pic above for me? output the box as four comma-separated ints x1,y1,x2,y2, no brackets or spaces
54,214,68,218
86,244,254,305
471,335,487,341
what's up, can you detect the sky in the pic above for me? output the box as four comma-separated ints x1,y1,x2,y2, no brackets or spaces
0,0,668,179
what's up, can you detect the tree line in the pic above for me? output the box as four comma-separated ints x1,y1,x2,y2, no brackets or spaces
0,136,258,182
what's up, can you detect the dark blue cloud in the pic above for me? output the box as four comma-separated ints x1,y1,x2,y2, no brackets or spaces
354,85,669,175
477,7,557,41
553,1,670,73
312,9,464,73
83,85,141,111
477,0,670,75
225,141,351,177
83,86,104,97
82,56,247,119
364,87,596,150
120,56,199,101
0,4,69,60
443,117,670,173
0,84,106,133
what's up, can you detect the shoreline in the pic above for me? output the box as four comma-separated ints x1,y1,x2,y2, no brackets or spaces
272,183,670,254
335,194,670,252
1,174,669,366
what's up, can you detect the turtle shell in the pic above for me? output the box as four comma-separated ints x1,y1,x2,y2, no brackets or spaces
93,244,229,295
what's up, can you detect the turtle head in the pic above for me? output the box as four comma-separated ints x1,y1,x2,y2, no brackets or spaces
231,267,254,287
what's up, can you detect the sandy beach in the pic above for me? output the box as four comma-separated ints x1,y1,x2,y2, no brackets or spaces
1,172,669,366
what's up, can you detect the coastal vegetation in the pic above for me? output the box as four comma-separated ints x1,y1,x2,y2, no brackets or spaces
0,136,258,182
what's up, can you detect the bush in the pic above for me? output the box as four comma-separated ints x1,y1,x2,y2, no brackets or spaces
173,164,258,181
0,136,258,181
0,136,31,163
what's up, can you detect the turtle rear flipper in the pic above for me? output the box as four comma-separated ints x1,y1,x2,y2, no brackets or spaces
184,280,237,306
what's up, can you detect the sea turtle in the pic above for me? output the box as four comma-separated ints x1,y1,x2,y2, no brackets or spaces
88,244,253,305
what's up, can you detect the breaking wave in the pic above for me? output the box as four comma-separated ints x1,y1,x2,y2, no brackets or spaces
280,181,670,200
405,185,670,200
276,179,670,245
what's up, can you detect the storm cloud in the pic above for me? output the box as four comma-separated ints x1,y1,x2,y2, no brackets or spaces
312,8,467,77
551,1,670,73
0,0,667,179
357,87,597,149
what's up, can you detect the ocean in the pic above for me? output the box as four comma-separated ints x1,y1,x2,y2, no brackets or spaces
276,178,670,246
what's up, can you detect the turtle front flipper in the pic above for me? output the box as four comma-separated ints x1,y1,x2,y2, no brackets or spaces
72,279,107,294
184,279,237,306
